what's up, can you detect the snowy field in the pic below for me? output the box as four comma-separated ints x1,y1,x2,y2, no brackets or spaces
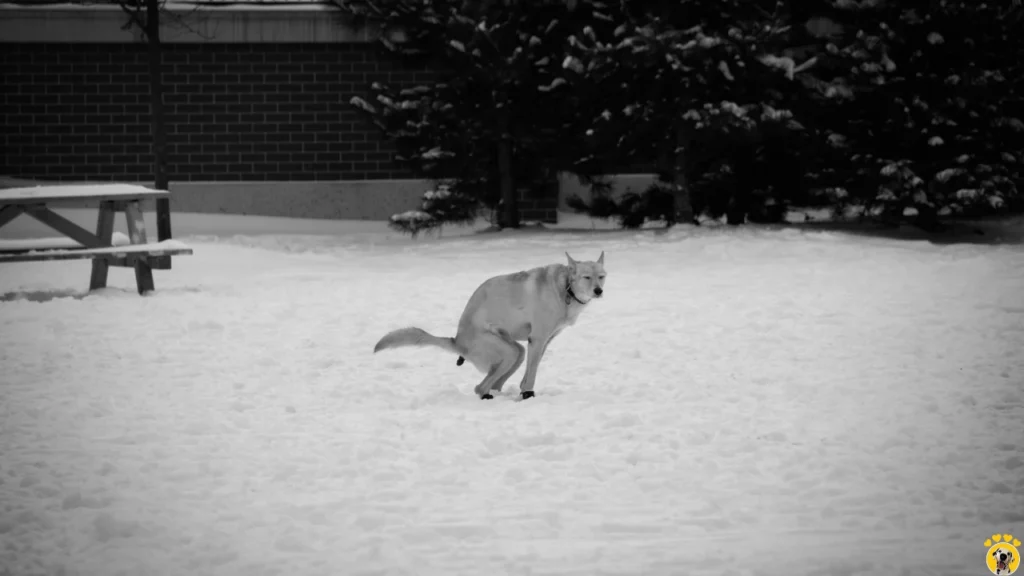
1,209,1023,576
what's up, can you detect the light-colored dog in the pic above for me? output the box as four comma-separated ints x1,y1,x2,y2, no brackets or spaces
373,252,607,400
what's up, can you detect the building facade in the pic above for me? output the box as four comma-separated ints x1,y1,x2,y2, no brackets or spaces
0,1,567,222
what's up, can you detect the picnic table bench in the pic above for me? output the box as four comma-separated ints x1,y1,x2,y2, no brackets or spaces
0,184,193,295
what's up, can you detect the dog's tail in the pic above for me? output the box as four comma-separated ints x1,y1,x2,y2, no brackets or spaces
373,327,462,357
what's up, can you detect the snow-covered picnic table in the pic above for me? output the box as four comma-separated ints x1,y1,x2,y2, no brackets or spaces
0,183,193,295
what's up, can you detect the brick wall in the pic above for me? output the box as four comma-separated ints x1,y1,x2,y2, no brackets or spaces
0,42,432,182
0,41,568,221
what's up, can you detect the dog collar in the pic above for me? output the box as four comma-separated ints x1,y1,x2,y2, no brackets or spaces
566,284,587,306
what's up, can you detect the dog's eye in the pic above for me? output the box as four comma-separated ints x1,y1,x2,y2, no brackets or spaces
583,276,591,280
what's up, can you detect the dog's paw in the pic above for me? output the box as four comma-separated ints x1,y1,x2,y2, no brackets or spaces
480,394,494,400
521,391,535,400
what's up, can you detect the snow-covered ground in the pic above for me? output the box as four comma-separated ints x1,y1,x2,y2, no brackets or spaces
1,209,1023,576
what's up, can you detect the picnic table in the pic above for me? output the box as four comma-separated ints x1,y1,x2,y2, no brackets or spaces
0,184,193,295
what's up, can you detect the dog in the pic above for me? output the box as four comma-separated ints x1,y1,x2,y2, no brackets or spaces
373,252,606,400
993,547,1015,574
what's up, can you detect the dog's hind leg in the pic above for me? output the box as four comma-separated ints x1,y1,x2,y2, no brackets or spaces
491,341,525,394
468,332,521,399
485,325,526,395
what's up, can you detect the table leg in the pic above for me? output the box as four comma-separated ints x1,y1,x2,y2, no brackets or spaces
153,199,173,267
24,205,104,248
0,205,24,229
89,201,116,291
124,201,155,295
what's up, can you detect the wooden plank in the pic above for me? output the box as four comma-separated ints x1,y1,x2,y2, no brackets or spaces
0,232,132,253
0,237,84,252
123,201,155,295
0,251,186,268
123,198,169,274
0,243,193,263
134,258,155,294
0,184,169,205
23,206,104,248
156,197,172,242
149,254,172,270
0,205,24,229
124,201,148,244
1,239,190,256
109,254,162,268
90,201,116,291
109,253,182,268
155,196,172,270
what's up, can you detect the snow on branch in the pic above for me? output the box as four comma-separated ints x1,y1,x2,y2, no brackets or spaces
562,56,584,73
350,96,377,114
758,54,817,80
421,147,454,160
538,78,567,92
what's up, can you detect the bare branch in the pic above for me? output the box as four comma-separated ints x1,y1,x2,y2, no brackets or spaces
115,0,214,40
116,0,147,32
161,4,216,41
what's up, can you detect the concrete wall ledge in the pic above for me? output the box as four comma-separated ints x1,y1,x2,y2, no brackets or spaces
168,179,432,220
0,3,373,43
0,177,431,219
1,175,663,220
172,175,660,220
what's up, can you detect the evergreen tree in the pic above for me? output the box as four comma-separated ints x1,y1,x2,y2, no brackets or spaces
333,0,601,230
798,0,1024,228
562,0,818,227
337,0,1023,233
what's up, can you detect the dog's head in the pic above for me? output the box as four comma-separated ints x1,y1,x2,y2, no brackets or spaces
993,547,1015,574
565,251,606,302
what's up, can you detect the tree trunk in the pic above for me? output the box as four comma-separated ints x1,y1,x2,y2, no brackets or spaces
726,144,755,226
146,0,171,248
671,124,693,224
497,111,518,229
655,125,694,226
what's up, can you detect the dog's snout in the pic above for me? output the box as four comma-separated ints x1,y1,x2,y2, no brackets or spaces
594,287,603,296
1000,553,1008,561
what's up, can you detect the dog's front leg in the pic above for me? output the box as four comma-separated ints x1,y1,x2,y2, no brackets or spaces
518,328,561,398
518,338,544,398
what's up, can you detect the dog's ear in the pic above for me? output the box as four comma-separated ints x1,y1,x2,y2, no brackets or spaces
565,252,577,270
597,251,605,265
